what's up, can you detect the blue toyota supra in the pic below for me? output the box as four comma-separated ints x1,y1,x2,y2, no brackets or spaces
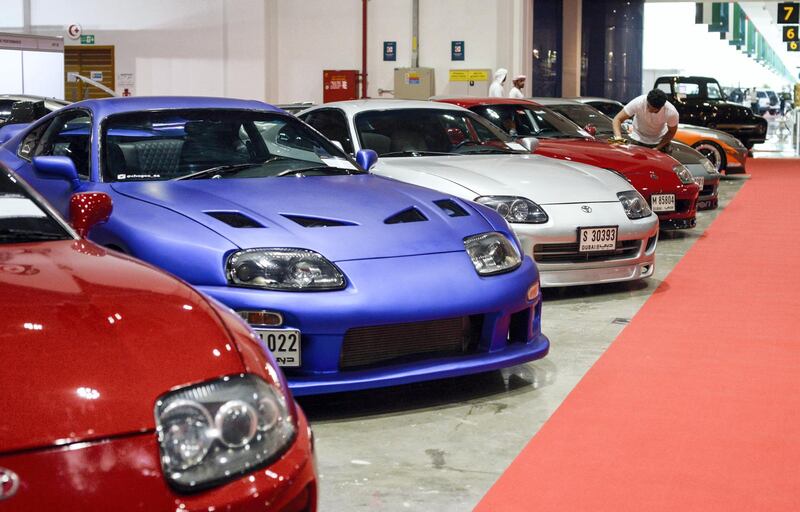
0,97,549,395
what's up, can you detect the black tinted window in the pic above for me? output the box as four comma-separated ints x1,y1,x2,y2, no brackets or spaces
35,111,92,179
302,109,354,154
0,170,71,243
549,104,614,136
472,104,585,138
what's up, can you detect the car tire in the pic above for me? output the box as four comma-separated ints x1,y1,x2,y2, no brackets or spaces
692,141,727,173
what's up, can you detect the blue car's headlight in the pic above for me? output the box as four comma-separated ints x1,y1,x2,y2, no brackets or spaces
227,248,345,291
464,232,522,276
154,374,295,491
475,196,548,224
617,190,652,219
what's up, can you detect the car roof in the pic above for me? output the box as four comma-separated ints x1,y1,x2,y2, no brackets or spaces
528,97,583,107
435,97,538,107
308,99,471,116
569,97,623,105
63,96,282,118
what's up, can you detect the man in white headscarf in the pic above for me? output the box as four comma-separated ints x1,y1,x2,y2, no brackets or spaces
509,75,526,98
489,68,507,97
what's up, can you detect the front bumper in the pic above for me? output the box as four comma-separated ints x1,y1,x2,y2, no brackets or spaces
684,164,720,211
200,251,546,395
513,202,659,288
724,144,748,173
642,183,698,229
0,408,317,511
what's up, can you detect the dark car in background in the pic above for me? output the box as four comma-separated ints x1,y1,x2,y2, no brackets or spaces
0,95,68,126
653,76,767,148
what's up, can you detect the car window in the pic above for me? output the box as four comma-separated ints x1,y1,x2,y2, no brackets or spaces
102,109,360,181
34,111,92,179
0,169,72,243
353,108,517,157
676,83,700,99
17,121,51,161
707,83,723,99
587,101,622,117
472,104,585,138
656,83,672,95
549,104,615,137
301,109,354,154
0,100,15,123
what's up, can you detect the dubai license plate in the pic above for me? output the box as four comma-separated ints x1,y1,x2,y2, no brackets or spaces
651,194,676,212
254,329,301,367
694,177,704,188
578,226,618,252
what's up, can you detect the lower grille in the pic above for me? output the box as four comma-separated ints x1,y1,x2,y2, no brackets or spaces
701,183,717,196
533,239,641,264
340,316,482,370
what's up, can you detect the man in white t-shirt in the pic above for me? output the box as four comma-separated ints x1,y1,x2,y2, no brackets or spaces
612,89,679,153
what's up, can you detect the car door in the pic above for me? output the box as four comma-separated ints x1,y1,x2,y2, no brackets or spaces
299,108,355,155
13,109,93,216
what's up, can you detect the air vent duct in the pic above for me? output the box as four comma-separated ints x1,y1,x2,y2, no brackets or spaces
384,207,428,224
434,199,469,217
205,211,264,228
282,214,356,228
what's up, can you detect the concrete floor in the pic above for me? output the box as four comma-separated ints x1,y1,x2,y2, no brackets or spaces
298,176,747,511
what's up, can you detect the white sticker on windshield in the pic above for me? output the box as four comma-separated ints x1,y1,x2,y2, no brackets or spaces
0,196,47,219
320,158,357,171
506,142,527,151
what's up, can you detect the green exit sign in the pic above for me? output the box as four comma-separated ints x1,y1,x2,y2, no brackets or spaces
80,34,95,45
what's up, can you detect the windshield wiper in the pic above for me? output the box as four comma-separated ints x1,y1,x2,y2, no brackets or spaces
175,162,267,181
460,147,517,154
275,166,359,177
0,228,69,241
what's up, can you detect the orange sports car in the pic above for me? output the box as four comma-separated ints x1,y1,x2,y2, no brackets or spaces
575,97,748,174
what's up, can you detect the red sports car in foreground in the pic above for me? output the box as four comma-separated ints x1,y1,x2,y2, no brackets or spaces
437,98,700,230
0,167,316,511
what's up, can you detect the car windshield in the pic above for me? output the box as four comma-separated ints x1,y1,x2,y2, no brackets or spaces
102,109,363,181
548,104,615,137
353,108,521,157
0,169,72,244
471,104,587,139
588,101,623,117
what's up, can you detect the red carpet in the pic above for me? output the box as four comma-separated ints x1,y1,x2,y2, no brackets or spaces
477,159,800,511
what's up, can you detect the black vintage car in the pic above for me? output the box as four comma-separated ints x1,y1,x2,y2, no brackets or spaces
653,76,767,149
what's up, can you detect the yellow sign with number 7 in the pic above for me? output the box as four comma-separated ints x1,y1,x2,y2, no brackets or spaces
779,2,800,24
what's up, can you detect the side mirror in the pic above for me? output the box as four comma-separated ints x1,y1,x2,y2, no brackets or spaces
355,149,379,171
519,136,539,153
584,124,597,137
33,156,82,191
70,192,112,238
331,140,344,152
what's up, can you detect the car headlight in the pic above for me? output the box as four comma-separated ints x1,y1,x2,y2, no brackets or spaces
227,248,345,291
673,164,694,185
700,158,718,174
155,374,295,491
617,190,652,219
475,196,548,224
464,232,522,276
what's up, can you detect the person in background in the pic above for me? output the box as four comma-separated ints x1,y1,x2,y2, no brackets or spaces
612,89,679,153
489,68,508,97
509,75,526,99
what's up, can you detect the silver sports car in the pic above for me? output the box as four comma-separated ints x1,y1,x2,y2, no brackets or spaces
300,100,659,288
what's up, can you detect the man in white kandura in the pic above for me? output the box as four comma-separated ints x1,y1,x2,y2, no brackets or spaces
612,89,679,153
509,75,526,98
489,68,508,97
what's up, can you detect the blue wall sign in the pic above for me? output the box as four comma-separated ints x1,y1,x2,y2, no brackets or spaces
451,40,465,61
383,41,396,61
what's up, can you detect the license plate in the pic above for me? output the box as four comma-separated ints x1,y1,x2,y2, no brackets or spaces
694,177,704,188
651,194,676,212
254,329,301,367
578,226,618,252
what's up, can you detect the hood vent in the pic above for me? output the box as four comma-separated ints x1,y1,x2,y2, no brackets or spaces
434,199,470,217
205,211,264,228
385,207,428,224
282,214,356,228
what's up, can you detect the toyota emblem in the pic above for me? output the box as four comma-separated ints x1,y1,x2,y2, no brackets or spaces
0,468,19,501
581,205,592,213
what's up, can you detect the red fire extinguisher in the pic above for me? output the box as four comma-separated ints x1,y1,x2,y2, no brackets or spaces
122,88,131,97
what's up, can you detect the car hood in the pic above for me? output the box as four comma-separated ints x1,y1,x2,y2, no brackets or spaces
111,175,491,261
535,138,681,175
374,153,625,205
0,240,245,454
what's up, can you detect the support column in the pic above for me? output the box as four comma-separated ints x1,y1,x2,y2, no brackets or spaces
561,0,582,97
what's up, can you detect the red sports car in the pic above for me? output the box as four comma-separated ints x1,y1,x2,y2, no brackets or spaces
437,98,700,230
0,166,316,511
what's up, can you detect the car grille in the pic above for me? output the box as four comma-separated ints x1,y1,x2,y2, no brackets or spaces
701,183,717,196
339,316,483,370
533,239,641,264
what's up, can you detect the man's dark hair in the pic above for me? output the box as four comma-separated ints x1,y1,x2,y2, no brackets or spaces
647,89,667,109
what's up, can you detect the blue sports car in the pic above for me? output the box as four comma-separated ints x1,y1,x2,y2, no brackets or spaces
0,97,549,395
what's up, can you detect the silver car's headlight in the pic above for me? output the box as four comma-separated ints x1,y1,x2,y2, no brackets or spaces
475,196,548,224
673,164,694,185
155,374,295,491
464,232,521,276
227,248,345,290
617,190,652,219
701,158,718,175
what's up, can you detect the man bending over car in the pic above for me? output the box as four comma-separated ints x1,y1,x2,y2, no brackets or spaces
612,88,678,153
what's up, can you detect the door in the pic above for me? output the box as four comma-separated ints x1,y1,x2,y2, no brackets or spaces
64,46,115,101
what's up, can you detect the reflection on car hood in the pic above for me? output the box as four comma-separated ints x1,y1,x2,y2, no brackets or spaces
111,175,491,261
0,240,243,453
535,138,682,174
375,153,627,204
